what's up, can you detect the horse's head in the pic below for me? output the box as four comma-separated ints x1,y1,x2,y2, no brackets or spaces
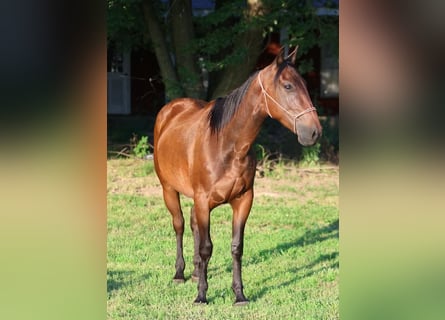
258,47,322,146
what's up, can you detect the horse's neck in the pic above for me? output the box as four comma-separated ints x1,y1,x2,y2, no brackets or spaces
219,82,267,157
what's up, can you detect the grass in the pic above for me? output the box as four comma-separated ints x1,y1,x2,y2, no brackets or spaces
107,159,339,319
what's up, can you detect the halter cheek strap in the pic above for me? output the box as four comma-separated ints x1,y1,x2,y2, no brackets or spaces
258,71,317,134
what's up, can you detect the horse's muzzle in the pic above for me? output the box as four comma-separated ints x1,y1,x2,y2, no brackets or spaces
297,125,322,146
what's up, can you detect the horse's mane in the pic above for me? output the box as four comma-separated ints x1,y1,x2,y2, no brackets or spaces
207,59,299,134
208,71,259,134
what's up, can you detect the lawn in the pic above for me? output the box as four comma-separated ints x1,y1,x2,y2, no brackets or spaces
107,158,339,319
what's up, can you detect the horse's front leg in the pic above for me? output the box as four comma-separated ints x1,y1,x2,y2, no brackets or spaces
229,189,253,306
193,196,213,304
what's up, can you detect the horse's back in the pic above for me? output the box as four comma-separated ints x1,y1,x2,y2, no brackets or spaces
155,98,207,134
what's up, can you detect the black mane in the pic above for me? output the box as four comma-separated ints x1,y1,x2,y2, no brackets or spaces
208,72,258,134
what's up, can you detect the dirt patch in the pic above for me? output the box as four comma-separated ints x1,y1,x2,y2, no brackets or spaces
108,159,338,206
254,166,339,206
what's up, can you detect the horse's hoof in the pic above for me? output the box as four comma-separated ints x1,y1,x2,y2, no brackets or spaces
193,298,208,305
234,299,249,306
173,278,185,284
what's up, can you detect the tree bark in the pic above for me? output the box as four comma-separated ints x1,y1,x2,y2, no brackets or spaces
209,0,265,99
142,0,184,100
170,0,205,99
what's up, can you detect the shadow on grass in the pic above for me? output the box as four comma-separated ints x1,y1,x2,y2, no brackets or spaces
214,218,338,273
107,270,151,294
249,252,339,302
203,219,338,302
245,219,339,301
239,218,338,268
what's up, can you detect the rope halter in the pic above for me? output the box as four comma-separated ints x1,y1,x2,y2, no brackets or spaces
257,71,317,134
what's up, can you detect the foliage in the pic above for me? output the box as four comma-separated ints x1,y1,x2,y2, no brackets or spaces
254,143,275,177
300,142,321,167
319,116,339,164
107,0,147,50
107,0,338,99
254,143,267,162
132,135,150,159
193,0,338,74
192,1,254,71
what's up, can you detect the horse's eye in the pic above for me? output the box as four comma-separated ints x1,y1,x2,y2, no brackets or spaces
284,83,292,90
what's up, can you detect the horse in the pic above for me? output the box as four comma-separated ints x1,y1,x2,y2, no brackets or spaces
153,47,322,305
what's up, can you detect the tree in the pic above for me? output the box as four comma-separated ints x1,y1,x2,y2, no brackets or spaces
107,0,338,102
203,0,265,99
141,0,185,98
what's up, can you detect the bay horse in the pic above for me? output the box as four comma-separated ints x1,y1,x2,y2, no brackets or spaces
153,48,322,305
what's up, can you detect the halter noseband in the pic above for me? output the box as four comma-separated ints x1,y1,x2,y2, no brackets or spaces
258,71,316,134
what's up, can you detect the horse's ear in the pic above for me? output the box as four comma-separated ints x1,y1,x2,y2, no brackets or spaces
274,47,285,66
286,46,299,64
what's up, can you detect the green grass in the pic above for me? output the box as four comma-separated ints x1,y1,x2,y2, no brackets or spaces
108,159,339,319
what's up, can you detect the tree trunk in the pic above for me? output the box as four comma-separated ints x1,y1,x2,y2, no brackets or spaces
170,0,205,99
209,0,265,99
142,0,184,100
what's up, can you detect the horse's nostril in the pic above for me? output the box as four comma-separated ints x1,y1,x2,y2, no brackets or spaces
312,129,317,139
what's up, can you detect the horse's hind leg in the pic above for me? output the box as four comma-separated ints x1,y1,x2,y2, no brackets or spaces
162,186,185,283
190,205,200,282
229,189,253,306
193,196,213,304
